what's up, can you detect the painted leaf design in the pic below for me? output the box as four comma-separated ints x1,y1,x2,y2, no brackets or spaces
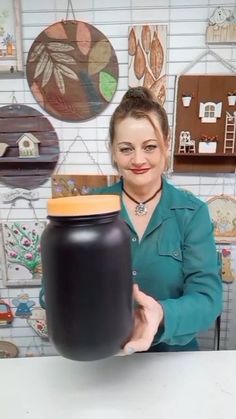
150,75,166,104
143,68,155,88
76,22,91,55
47,42,74,52
54,67,65,95
45,23,67,39
29,43,44,62
99,71,117,102
57,64,78,80
31,82,44,106
51,52,76,64
41,58,53,88
128,28,137,56
150,32,164,79
88,40,112,75
134,41,146,80
34,51,49,79
141,26,151,54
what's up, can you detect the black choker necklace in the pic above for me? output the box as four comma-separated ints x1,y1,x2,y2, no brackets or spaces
122,179,163,216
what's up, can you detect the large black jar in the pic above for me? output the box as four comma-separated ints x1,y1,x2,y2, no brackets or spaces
41,195,133,361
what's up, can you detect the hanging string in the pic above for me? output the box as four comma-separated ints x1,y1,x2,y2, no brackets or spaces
65,0,76,20
54,134,104,175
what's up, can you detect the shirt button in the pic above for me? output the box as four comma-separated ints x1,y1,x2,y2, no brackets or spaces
132,237,137,242
132,270,137,276
173,250,179,257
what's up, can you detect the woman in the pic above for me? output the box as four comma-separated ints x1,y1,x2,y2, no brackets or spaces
96,86,222,354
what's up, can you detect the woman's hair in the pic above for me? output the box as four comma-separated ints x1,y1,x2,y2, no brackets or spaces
109,86,169,149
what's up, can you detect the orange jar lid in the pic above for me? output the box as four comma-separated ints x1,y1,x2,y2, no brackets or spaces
47,195,121,216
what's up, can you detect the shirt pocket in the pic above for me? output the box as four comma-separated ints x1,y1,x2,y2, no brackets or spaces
157,240,183,262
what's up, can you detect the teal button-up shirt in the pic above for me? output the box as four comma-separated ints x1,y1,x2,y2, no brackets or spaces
94,176,223,350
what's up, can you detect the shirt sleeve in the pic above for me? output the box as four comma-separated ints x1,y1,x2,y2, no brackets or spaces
155,203,223,346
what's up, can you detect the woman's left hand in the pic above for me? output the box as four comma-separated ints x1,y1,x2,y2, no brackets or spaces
120,284,164,355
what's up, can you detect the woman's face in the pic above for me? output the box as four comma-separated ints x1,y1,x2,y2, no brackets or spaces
112,114,168,189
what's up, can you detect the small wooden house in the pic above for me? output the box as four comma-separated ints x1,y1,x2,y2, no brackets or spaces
17,133,40,158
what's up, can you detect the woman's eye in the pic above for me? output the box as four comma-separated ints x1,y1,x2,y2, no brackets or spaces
145,145,157,152
119,147,133,155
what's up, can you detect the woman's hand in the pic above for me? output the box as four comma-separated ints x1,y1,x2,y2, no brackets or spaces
120,284,164,355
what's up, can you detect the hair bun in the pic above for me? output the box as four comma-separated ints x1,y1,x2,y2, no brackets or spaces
122,86,153,101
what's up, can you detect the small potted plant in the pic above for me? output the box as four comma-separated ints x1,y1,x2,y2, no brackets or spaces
182,93,193,107
199,135,218,153
227,91,236,106
2,33,14,56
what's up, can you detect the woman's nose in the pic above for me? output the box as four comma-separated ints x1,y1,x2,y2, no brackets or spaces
131,150,146,166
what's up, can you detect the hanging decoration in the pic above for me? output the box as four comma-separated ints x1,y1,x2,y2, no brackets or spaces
206,7,236,44
0,104,59,188
0,299,14,326
0,341,18,358
27,307,48,339
26,20,119,122
52,174,119,198
173,72,236,173
207,195,236,243
12,293,35,318
220,247,236,283
0,220,45,287
128,25,167,104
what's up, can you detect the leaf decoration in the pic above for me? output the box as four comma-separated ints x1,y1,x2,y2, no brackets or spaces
29,43,45,62
150,32,164,79
76,22,91,55
150,75,166,104
54,66,65,95
50,52,76,65
134,41,146,80
57,64,78,80
99,71,117,102
141,26,151,54
143,68,155,88
41,58,53,88
128,28,137,56
47,42,74,52
88,40,112,75
34,51,49,79
30,82,45,106
45,23,67,39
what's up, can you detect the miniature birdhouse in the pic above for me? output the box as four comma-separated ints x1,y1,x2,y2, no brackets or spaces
17,133,40,158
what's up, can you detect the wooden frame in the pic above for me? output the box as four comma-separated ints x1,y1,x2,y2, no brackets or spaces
0,0,23,77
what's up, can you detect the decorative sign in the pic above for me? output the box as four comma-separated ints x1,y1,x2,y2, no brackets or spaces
12,293,35,318
221,247,236,283
207,195,236,243
0,221,45,287
206,7,236,44
0,104,59,188
26,20,119,122
0,340,18,358
51,174,119,198
128,25,167,104
27,307,48,339
0,0,23,76
173,75,236,173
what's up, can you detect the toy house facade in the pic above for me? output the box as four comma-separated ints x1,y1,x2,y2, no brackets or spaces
173,74,236,173
17,133,40,158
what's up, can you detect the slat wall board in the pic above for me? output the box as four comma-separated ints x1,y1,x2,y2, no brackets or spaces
0,0,235,356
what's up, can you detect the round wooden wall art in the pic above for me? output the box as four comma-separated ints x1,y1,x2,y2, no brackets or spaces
26,20,119,122
0,104,59,189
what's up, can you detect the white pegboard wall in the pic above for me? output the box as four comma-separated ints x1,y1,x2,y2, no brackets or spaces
0,0,235,356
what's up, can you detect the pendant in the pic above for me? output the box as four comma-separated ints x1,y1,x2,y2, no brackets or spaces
135,203,147,216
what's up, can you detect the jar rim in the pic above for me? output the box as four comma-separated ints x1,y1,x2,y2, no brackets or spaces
47,195,121,216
